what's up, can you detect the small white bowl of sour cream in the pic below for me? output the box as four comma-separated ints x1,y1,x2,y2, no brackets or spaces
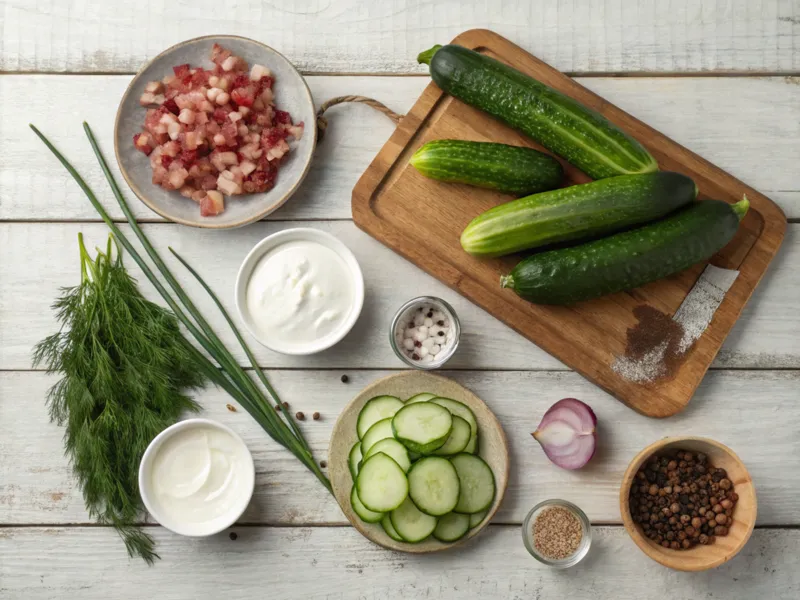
139,418,255,537
235,228,365,355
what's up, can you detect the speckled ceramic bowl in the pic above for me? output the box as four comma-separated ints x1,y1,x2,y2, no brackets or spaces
114,35,316,229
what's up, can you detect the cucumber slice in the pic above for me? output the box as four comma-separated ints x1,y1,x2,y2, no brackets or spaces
390,497,438,543
463,433,478,454
408,457,460,516
409,451,421,462
450,454,496,514
469,510,488,529
405,392,436,404
364,438,411,472
351,485,383,523
381,514,405,542
360,418,395,455
433,512,470,542
356,452,409,513
392,403,453,454
432,415,471,456
430,397,478,437
357,395,404,439
348,442,363,479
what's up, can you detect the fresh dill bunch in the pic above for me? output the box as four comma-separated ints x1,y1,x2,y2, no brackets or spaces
33,233,205,564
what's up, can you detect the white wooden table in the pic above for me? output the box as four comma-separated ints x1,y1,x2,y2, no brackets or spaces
1,1,799,598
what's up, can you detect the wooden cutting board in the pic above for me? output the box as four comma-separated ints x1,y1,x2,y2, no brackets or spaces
351,29,786,418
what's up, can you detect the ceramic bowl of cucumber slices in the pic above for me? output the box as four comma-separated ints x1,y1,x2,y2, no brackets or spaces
328,371,509,552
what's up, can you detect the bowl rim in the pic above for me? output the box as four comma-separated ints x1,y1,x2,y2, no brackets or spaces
113,34,317,229
234,227,365,355
619,435,757,572
138,417,255,537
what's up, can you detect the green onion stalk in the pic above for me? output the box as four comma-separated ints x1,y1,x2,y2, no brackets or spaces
30,123,331,494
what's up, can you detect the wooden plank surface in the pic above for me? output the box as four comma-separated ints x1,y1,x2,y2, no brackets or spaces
3,370,798,526
3,75,800,222
2,526,799,599
0,0,797,75
353,28,786,417
1,222,797,372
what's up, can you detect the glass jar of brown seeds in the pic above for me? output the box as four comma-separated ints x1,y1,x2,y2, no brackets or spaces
522,499,592,568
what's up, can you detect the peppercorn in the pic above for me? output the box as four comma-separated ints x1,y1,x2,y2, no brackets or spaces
670,541,681,550
340,374,350,383
715,513,727,525
699,534,709,545
719,478,732,490
312,412,321,420
728,492,739,503
713,504,724,514
649,484,659,496
320,460,327,468
721,499,733,510
296,411,305,420
691,517,702,529
714,525,728,536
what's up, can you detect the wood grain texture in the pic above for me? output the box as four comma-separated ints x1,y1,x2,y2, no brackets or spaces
353,30,786,418
328,371,509,552
0,0,797,74
2,526,799,599
1,222,797,371
3,370,799,526
620,437,756,571
3,75,800,222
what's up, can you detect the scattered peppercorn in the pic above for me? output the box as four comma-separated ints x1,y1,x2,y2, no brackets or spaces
629,449,737,550
312,412,321,421
437,320,444,326
229,532,238,541
320,460,327,468
341,374,349,383
296,411,305,420
226,404,237,412
282,402,289,409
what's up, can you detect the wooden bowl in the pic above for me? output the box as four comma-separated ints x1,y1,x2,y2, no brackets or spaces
328,371,510,553
114,35,316,229
620,437,757,571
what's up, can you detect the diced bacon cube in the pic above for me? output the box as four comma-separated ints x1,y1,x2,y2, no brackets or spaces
199,174,218,190
163,97,179,115
239,160,256,176
179,186,194,199
167,121,181,140
165,168,189,190
216,175,241,196
287,123,304,140
199,100,215,113
183,130,200,150
195,111,209,125
191,190,206,203
221,122,238,146
139,92,156,106
210,150,238,172
212,133,226,146
133,132,154,155
178,108,195,124
273,109,292,125
221,56,239,72
200,190,225,216
145,80,164,94
173,64,191,77
161,140,180,157
250,64,272,81
228,111,242,123
260,88,274,104
266,138,290,161
231,85,255,108
210,44,232,66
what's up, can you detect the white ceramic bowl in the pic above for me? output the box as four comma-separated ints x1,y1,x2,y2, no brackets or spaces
235,228,365,354
139,418,255,537
115,35,316,229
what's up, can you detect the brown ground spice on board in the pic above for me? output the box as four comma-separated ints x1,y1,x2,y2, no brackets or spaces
533,506,583,560
613,306,688,383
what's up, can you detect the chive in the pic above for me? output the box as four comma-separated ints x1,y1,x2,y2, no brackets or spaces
30,123,331,493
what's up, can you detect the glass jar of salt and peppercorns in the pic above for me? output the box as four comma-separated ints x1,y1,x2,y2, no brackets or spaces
390,296,460,369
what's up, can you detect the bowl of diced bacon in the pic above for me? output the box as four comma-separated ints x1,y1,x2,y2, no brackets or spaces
114,35,316,229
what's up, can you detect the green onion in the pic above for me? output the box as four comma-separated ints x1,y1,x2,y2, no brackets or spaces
30,122,331,493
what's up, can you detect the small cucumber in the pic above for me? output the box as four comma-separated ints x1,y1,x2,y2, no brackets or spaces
410,139,563,195
461,172,697,257
502,198,749,305
419,44,657,180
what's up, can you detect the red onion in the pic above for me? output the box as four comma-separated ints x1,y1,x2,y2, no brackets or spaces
532,398,597,470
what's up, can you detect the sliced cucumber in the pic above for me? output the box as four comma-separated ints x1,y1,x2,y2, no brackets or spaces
409,451,422,462
381,513,405,542
392,402,453,454
405,392,436,404
348,442,363,479
433,512,470,542
451,454,496,514
356,452,409,513
432,415,471,456
430,397,478,438
360,417,395,455
364,438,411,473
407,456,460,516
351,485,383,523
357,395,404,439
463,434,478,455
469,510,487,529
390,497,438,543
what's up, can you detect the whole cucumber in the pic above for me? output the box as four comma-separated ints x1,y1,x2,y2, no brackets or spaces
461,171,697,257
501,198,749,305
410,139,563,195
418,44,658,180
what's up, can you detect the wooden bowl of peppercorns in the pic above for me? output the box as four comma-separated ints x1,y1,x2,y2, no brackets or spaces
620,437,756,572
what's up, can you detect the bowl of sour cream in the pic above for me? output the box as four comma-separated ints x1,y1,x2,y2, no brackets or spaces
235,228,364,355
139,419,255,537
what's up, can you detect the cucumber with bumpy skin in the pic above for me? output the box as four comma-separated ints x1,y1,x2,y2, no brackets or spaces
461,172,697,257
418,44,658,180
410,139,563,195
502,198,750,305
